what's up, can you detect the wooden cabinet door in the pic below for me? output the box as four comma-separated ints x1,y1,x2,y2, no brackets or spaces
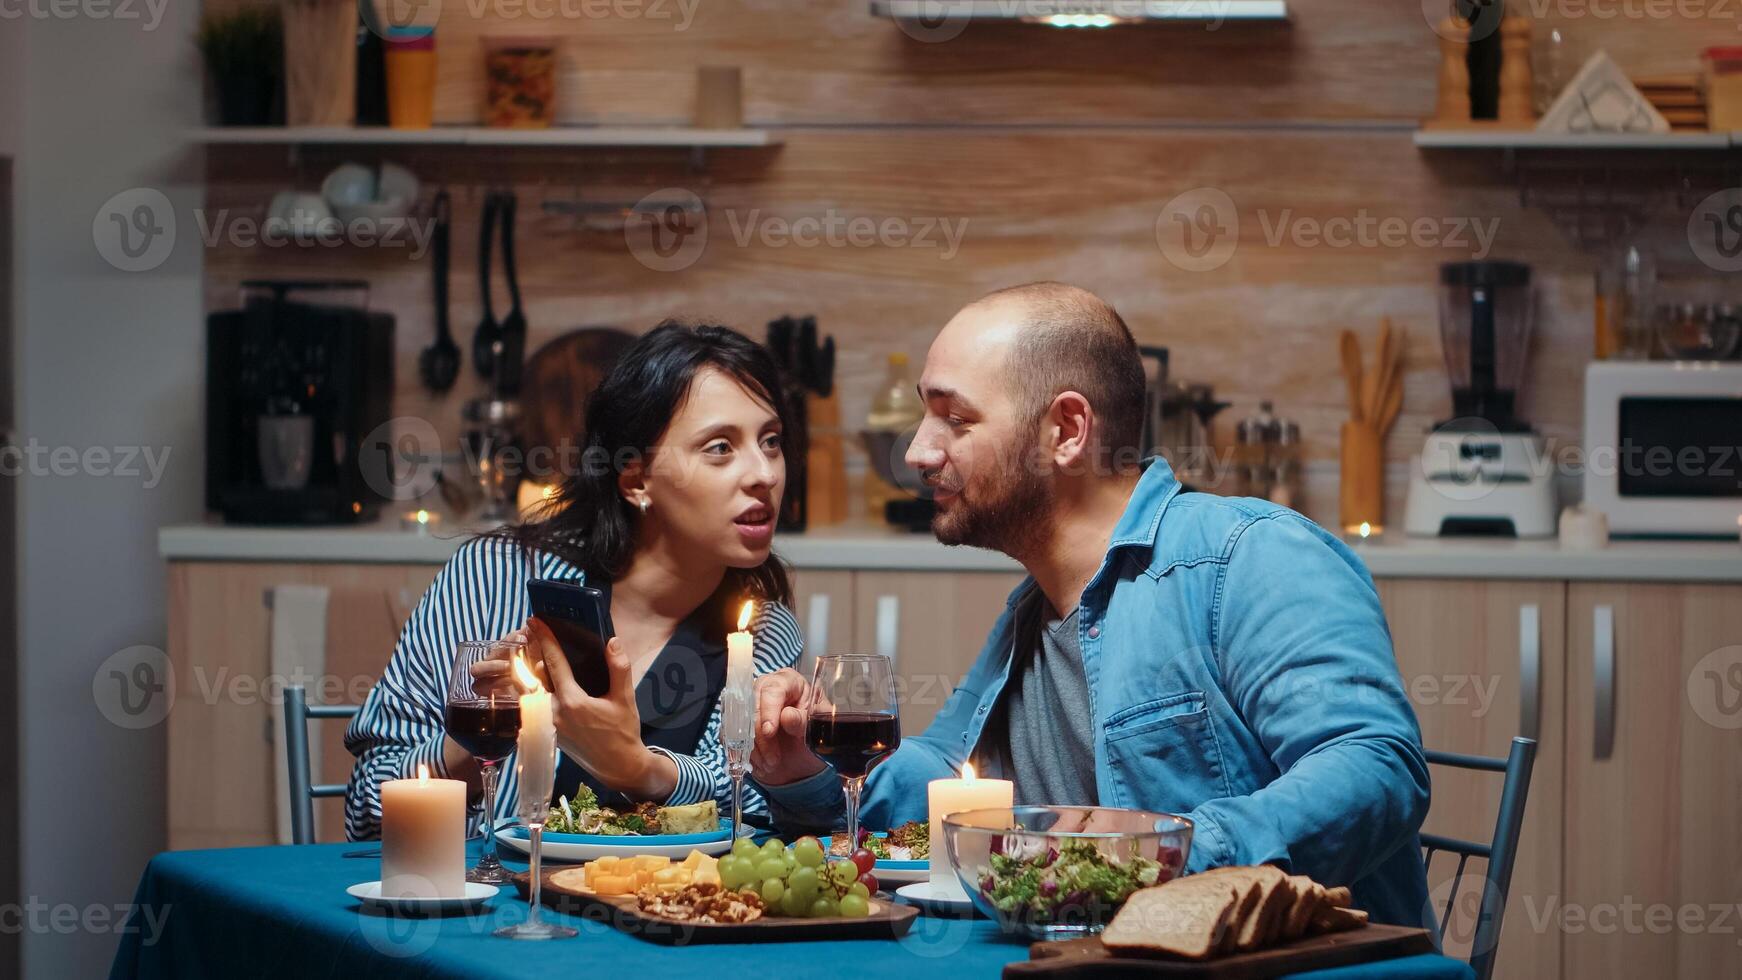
167,561,438,850
1564,583,1742,980
1376,579,1566,980
851,570,1026,736
787,569,855,677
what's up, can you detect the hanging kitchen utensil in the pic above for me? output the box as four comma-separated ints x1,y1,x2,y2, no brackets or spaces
495,190,528,397
418,190,460,394
472,191,502,381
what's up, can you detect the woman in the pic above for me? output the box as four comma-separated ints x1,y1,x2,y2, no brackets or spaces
344,322,804,841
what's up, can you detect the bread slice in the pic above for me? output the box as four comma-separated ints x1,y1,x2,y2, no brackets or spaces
1311,904,1370,934
1281,876,1324,941
1103,877,1240,960
1191,866,1290,954
1323,885,1352,907
1258,875,1297,947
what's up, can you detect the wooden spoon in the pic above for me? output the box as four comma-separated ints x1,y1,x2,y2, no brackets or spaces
1339,330,1365,423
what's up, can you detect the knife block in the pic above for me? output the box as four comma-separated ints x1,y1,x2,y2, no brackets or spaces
1339,420,1384,534
804,392,850,527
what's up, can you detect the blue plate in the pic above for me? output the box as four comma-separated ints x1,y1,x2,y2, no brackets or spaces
507,818,733,847
819,833,927,874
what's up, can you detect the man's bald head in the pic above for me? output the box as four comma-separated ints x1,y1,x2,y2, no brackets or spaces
965,282,1148,470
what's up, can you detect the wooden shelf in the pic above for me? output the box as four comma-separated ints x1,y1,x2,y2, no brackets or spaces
189,126,781,149
869,0,1288,23
1413,129,1733,150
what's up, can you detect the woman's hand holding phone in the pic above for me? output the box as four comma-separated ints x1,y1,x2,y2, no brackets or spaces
521,616,678,802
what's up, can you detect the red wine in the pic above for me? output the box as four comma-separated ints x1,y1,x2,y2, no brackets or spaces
806,712,900,778
445,699,521,762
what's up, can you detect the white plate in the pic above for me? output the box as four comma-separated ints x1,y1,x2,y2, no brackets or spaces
346,881,500,914
819,834,928,886
498,828,740,863
895,880,979,915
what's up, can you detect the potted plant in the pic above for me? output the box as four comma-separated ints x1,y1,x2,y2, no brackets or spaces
196,7,283,126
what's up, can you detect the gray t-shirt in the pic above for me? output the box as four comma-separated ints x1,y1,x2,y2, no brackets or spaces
984,590,1099,806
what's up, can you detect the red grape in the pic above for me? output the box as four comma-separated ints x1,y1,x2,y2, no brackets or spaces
857,871,879,894
849,848,877,876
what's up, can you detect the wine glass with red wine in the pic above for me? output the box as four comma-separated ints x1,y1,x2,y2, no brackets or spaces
803,655,900,856
446,638,526,884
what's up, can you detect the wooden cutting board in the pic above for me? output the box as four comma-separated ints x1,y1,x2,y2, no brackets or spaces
1002,924,1436,979
512,870,919,945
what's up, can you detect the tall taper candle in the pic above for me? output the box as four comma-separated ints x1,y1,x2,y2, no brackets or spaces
513,654,556,812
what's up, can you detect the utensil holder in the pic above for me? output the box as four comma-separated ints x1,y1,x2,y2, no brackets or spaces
805,392,850,527
1339,420,1384,533
283,0,356,126
694,66,743,129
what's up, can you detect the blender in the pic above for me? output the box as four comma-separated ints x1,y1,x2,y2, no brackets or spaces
1404,261,1559,537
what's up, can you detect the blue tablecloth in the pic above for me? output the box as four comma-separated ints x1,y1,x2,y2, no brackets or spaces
111,842,1473,980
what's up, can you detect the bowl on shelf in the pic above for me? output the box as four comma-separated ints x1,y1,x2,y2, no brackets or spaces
321,161,420,225
942,805,1192,941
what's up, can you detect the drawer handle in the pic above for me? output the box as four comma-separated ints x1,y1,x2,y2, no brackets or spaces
1593,604,1616,761
1519,603,1540,742
806,593,831,659
876,595,899,665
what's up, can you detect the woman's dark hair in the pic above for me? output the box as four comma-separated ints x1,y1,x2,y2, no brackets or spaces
491,321,793,607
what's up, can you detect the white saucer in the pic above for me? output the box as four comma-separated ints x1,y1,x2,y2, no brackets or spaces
895,880,979,914
346,881,500,914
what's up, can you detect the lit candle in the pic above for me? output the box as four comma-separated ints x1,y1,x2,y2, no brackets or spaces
400,508,441,534
722,601,755,746
513,654,556,815
380,763,467,899
927,762,1013,890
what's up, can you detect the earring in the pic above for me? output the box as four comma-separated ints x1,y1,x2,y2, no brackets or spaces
637,497,650,514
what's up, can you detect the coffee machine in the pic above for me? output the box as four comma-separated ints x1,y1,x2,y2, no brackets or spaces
206,280,395,524
1404,261,1558,537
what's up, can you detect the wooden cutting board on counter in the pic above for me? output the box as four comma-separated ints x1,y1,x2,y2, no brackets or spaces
512,869,919,945
1002,924,1436,979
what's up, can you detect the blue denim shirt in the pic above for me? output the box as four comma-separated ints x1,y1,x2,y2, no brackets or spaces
758,460,1433,929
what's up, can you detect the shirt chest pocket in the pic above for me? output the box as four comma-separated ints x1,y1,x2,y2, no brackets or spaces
1101,691,1229,811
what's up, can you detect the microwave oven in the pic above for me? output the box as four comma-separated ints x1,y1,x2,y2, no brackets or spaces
1584,361,1742,537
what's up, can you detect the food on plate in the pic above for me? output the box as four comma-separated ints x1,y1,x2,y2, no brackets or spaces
659,801,721,835
1101,866,1368,961
563,850,722,897
543,786,719,837
977,838,1168,925
716,836,874,919
637,881,766,925
827,820,930,861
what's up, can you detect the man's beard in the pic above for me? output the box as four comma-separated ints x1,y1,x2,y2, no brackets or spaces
930,442,1054,558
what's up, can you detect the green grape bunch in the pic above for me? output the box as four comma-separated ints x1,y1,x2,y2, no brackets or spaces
715,836,875,919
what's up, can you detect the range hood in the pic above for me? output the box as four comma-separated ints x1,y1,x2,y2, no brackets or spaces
869,0,1289,26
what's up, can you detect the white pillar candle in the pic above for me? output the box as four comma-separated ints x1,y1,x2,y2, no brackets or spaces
722,601,755,745
927,762,1014,889
514,654,557,816
380,764,467,899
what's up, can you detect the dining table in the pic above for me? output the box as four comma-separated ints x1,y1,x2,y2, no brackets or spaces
109,840,1476,980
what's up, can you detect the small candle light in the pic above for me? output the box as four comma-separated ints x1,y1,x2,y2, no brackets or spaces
380,762,467,899
401,508,441,534
513,653,556,814
927,762,1014,891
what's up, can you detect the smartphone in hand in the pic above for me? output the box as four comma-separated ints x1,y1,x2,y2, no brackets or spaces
526,578,615,697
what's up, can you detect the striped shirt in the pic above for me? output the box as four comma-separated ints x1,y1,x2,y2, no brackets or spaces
343,535,804,842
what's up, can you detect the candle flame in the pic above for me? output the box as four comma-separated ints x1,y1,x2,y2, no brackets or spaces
416,509,430,524
737,601,754,631
1358,521,1372,538
512,652,543,693
962,761,976,781
417,763,429,784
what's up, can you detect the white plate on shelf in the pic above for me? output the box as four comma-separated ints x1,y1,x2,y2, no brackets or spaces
498,826,742,863
346,881,500,914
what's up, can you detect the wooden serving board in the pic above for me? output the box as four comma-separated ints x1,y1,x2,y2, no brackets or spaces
1002,924,1436,979
512,870,919,945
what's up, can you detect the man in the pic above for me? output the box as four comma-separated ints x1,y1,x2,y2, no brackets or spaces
751,282,1432,927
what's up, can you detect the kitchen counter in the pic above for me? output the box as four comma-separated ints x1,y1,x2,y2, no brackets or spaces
157,517,1742,582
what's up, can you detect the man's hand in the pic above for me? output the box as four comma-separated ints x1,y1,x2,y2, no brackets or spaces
751,668,826,786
